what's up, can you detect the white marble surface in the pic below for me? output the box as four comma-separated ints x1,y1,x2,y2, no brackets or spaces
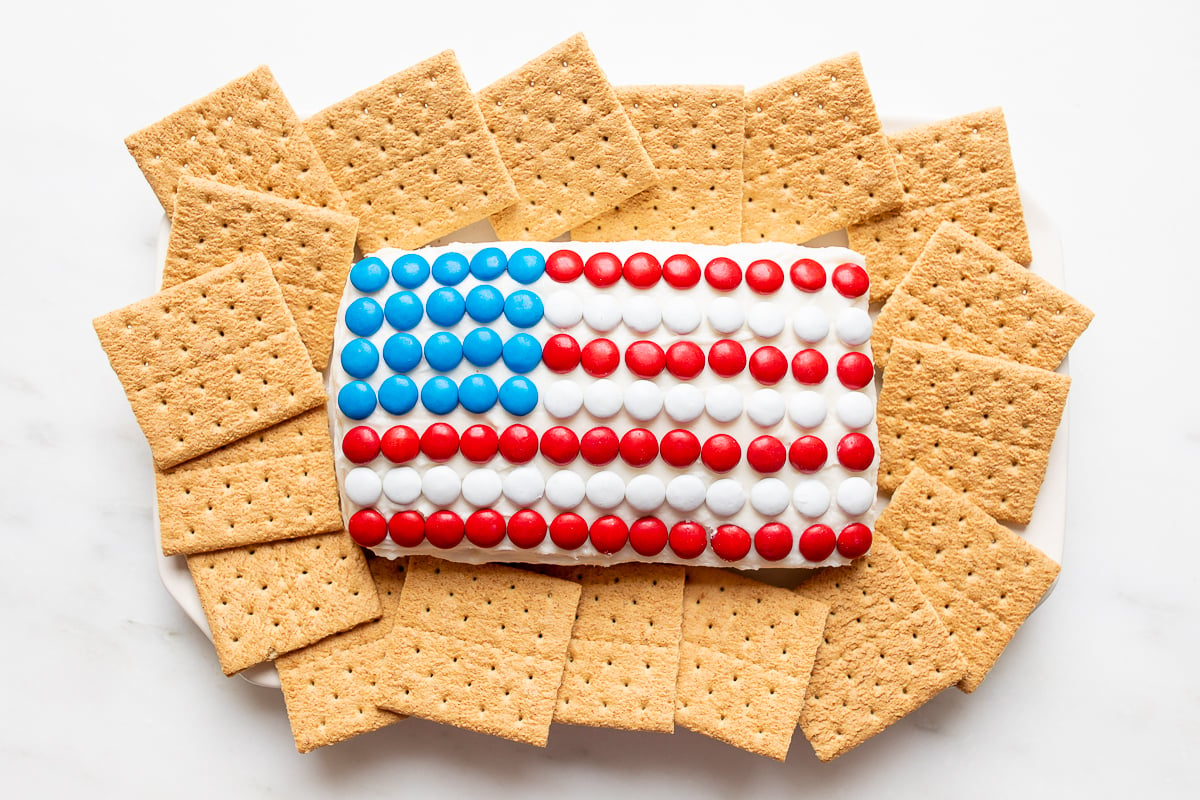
4,1,1197,796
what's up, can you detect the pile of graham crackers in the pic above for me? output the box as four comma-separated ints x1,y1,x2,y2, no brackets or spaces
94,33,1093,761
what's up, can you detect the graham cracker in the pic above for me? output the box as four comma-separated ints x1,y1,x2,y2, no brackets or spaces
376,557,582,746
187,531,379,676
878,470,1060,693
796,535,968,762
276,558,408,752
571,85,744,244
125,66,343,214
742,53,903,244
155,407,341,556
93,253,326,470
165,176,359,370
847,108,1030,302
303,50,518,252
877,339,1071,524
873,222,1093,370
674,568,828,761
544,564,685,733
479,33,658,240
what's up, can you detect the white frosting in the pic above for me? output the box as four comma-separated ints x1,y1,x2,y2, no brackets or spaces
748,301,785,338
382,467,422,504
623,295,662,333
792,306,830,343
544,290,583,328
583,295,622,332
662,298,701,334
664,384,705,423
836,391,875,430
666,475,707,512
422,465,462,506
706,479,746,517
707,297,744,333
793,480,831,517
750,478,790,516
788,391,827,428
705,384,743,423
545,470,586,509
747,389,785,427
836,307,873,346
625,474,667,512
583,379,623,418
544,380,584,419
624,380,664,421
344,467,382,506
502,466,545,506
836,477,875,516
461,469,503,507
586,471,626,509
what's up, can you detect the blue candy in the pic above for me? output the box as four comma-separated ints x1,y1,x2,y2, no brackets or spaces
384,291,424,331
458,374,499,413
503,290,544,328
340,338,379,379
421,376,459,415
465,285,505,323
337,380,377,420
349,256,389,293
424,331,464,372
498,376,538,416
508,247,546,284
378,375,418,415
502,333,542,373
427,287,466,327
462,328,503,367
345,297,384,337
470,246,508,280
431,251,470,286
391,253,430,288
382,333,423,373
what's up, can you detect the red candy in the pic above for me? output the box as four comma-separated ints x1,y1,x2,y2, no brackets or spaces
704,256,742,290
660,429,701,467
791,348,829,384
748,346,788,385
550,513,590,550
584,251,622,286
629,517,669,557
388,510,425,547
831,263,870,298
662,253,701,288
459,424,498,463
746,435,786,473
498,424,539,463
581,338,620,377
669,521,708,559
465,509,506,548
623,252,662,287
837,523,873,559
799,524,837,562
348,509,387,547
590,516,629,555
546,249,584,282
789,436,828,472
424,511,465,549
708,339,747,377
619,428,659,467
508,510,547,549
580,427,620,465
837,433,875,471
342,426,381,464
702,434,741,472
837,352,874,389
543,334,582,373
540,426,580,465
665,341,706,379
745,259,784,293
380,425,419,463
754,523,793,562
790,258,826,292
625,340,666,378
711,525,751,562
419,422,459,461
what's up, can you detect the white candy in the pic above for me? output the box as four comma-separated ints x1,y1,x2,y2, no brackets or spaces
586,471,626,509
706,479,746,517
836,308,873,346
503,466,545,506
421,465,461,506
583,379,623,418
344,467,382,506
545,471,586,509
705,384,743,422
544,290,583,328
793,480,831,517
793,306,830,343
747,389,785,427
837,478,875,516
623,295,661,333
748,302,785,338
707,297,744,333
662,298,701,334
750,478,790,516
462,469,503,507
583,295,622,332
664,384,705,423
544,380,584,419
382,467,422,504
666,475,707,512
625,474,667,512
624,380,663,421
836,391,875,430
788,391,827,428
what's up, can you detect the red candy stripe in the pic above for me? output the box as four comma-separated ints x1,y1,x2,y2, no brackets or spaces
498,424,538,463
584,252,622,286
837,523,873,559
792,349,829,384
660,429,701,467
625,340,666,378
831,263,870,298
662,253,701,288
459,424,498,463
837,433,875,471
508,510,547,549
799,524,837,562
669,521,708,559
541,426,580,465
590,516,629,554
623,252,662,287
746,435,786,473
425,511,465,549
580,427,620,465
550,513,589,550
581,338,620,377
789,436,828,472
629,517,669,557
546,249,584,282
465,509,506,548
342,426,381,464
619,428,659,467
754,523,793,562
388,510,425,547
704,256,742,290
711,525,751,562
790,258,826,292
380,425,419,463
702,434,741,472
748,346,788,385
746,259,784,293
666,341,705,379
543,334,582,373
837,352,874,389
419,422,459,461
348,509,387,547
708,339,747,377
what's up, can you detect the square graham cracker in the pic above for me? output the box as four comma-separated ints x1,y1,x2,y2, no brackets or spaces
165,177,359,370
877,339,1071,524
125,66,343,214
571,85,744,244
93,252,326,470
479,33,657,241
544,564,685,733
187,531,380,676
276,557,409,752
155,407,341,556
303,50,518,252
848,108,1031,302
796,535,968,762
877,470,1060,692
376,557,581,746
742,53,903,244
873,222,1093,371
674,568,828,761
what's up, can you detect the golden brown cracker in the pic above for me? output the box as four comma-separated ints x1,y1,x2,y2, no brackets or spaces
479,33,658,240
873,222,1093,370
276,558,408,752
571,85,744,244
376,557,581,746
847,108,1030,302
187,531,379,676
674,568,827,761
125,66,343,214
165,177,358,370
796,535,968,761
877,470,1060,692
877,339,1071,523
93,253,326,470
303,51,518,251
742,53,903,244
